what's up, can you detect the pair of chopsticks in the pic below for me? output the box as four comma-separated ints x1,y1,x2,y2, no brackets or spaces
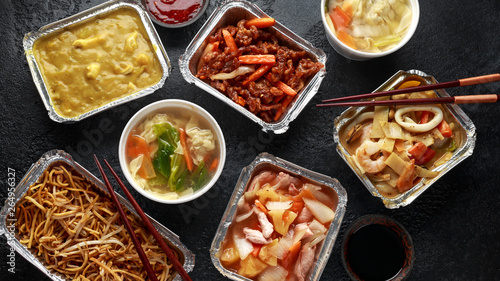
93,155,192,281
317,73,500,107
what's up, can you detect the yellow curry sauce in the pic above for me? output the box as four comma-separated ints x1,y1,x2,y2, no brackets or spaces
33,8,163,118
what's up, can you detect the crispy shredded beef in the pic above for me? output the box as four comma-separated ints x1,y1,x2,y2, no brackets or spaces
197,19,324,122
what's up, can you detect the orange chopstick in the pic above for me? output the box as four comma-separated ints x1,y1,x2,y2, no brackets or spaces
102,159,193,281
321,73,500,103
93,155,159,281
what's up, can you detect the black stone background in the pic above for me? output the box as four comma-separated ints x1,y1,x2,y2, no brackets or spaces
1,0,499,280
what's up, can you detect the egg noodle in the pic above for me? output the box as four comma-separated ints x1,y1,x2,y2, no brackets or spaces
15,163,177,281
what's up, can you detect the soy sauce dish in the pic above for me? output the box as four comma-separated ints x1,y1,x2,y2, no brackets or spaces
118,99,226,204
341,215,414,281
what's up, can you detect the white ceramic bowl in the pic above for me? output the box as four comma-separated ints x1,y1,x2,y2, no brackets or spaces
321,0,420,61
119,99,226,204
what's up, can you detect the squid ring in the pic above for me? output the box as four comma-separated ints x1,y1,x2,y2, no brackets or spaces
394,105,443,133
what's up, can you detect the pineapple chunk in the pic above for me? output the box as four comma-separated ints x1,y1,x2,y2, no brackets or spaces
238,255,268,278
220,246,240,265
258,239,279,266
268,210,297,236
256,185,280,203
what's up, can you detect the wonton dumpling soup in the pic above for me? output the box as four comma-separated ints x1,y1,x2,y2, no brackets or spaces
325,0,413,52
125,109,220,200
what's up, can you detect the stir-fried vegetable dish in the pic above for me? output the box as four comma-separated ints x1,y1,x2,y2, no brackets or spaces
217,169,338,280
15,163,179,280
125,111,219,200
325,0,413,52
196,17,324,122
340,78,464,197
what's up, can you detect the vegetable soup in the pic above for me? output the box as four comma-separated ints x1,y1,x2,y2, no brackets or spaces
339,76,466,197
325,0,413,52
216,168,338,280
125,108,220,200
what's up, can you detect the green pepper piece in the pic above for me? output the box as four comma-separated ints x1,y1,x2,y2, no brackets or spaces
447,138,457,152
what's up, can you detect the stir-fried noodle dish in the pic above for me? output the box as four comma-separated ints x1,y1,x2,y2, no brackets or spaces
14,162,180,281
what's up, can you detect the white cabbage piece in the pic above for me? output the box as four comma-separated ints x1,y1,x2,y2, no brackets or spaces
155,192,179,200
139,113,171,143
129,155,144,178
186,127,215,165
135,177,151,191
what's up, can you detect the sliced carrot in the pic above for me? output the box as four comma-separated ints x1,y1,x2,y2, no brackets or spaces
222,29,238,53
281,95,295,110
264,73,297,96
126,134,150,159
293,188,315,202
282,241,301,270
289,201,304,214
244,17,276,29
437,120,453,137
209,157,219,172
179,128,194,172
337,30,356,49
275,81,297,96
342,3,353,17
273,95,294,121
330,6,351,31
255,199,268,214
273,94,285,104
282,210,290,223
242,64,274,86
239,55,276,65
251,243,262,257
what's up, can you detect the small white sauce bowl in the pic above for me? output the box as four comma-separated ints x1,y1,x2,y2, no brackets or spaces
321,0,420,60
119,99,226,204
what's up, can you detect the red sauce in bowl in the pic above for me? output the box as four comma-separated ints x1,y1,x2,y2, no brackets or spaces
145,0,203,25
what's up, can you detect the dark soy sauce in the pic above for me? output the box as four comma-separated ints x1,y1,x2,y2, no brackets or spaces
346,224,405,281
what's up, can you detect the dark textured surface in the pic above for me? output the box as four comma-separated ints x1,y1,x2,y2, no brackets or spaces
1,0,500,280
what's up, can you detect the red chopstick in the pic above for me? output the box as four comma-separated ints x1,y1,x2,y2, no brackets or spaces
321,73,500,103
317,94,500,107
93,155,159,281
102,159,192,281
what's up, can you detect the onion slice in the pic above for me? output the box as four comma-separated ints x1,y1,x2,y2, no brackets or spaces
210,66,255,80
257,265,288,281
236,208,254,223
303,197,335,224
265,200,293,211
233,231,253,260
